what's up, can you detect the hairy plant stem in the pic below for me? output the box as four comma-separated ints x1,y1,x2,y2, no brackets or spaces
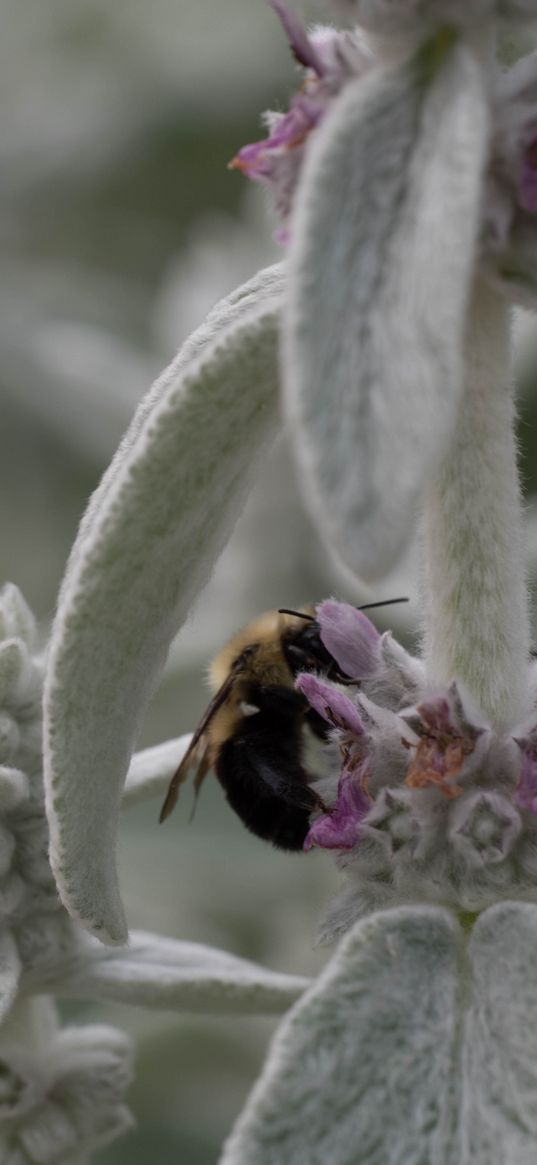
423,278,530,730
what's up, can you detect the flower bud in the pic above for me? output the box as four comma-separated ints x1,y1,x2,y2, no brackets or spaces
449,790,522,867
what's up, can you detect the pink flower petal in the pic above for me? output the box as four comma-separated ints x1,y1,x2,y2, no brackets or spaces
316,600,382,680
230,14,372,235
268,0,325,75
296,672,365,737
229,100,321,198
305,765,370,850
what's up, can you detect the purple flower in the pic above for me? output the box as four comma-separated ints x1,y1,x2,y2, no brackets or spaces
229,2,372,234
267,0,327,74
230,102,321,225
316,600,382,680
297,672,371,851
304,761,371,851
296,671,365,739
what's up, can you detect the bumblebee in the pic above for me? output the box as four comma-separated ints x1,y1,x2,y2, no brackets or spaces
159,600,406,851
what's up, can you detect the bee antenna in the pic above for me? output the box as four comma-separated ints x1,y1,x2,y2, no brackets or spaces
358,597,409,612
277,608,315,621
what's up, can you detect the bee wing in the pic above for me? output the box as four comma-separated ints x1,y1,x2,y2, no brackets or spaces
159,666,240,823
188,749,213,823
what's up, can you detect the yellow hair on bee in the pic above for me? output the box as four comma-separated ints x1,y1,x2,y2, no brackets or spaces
159,603,325,844
208,609,312,692
204,609,313,752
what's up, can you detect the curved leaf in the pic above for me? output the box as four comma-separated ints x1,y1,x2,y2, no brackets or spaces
284,38,488,580
61,264,284,589
48,930,310,1016
220,906,460,1164
43,266,284,945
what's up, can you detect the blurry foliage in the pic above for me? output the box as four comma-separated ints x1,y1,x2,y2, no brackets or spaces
4,0,537,1161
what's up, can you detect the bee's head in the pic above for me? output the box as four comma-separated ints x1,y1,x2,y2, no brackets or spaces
280,616,350,682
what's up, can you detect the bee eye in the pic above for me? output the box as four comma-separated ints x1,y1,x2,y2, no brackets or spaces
284,644,314,672
239,701,260,718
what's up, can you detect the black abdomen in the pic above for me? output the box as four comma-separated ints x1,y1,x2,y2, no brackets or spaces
215,685,321,852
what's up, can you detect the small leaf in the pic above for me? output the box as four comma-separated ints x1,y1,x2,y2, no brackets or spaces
284,38,488,580
0,642,27,706
49,930,310,1016
220,906,459,1164
121,735,192,808
0,585,36,649
0,767,28,813
43,265,284,945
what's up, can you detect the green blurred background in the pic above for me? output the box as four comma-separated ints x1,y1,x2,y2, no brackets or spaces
3,1,537,1160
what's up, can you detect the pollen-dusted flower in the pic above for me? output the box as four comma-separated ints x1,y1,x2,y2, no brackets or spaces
403,694,477,799
295,619,537,925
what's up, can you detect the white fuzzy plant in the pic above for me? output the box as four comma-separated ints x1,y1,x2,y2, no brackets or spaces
4,0,537,1160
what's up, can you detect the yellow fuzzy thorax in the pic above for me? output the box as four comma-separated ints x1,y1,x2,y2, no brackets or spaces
205,607,315,753
209,609,312,692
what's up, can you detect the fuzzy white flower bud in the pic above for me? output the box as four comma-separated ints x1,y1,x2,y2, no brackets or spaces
449,790,522,867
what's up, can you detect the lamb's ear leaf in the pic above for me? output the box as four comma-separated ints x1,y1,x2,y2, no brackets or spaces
43,265,284,946
61,264,284,588
284,37,488,581
46,930,310,1016
219,906,460,1164
466,902,537,1157
121,735,192,808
